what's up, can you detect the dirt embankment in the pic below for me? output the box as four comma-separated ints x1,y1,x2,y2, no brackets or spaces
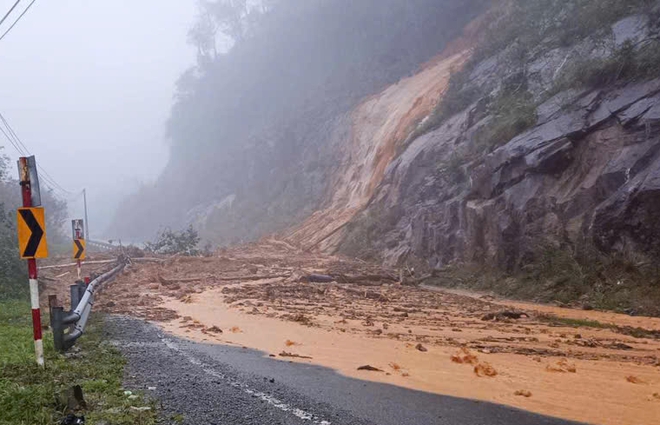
64,241,660,425
38,253,120,307
281,17,484,253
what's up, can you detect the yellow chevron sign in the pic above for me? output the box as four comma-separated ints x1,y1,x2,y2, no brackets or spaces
17,207,48,259
73,239,86,260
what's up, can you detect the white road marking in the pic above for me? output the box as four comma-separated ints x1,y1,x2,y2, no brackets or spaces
161,338,331,424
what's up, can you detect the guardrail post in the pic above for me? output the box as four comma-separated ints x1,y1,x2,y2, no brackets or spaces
48,295,58,329
77,280,86,303
69,284,81,313
51,306,65,353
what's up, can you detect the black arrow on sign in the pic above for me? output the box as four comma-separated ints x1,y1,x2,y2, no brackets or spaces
74,239,84,259
19,209,44,257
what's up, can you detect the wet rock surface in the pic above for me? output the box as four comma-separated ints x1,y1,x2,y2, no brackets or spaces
357,76,660,270
323,13,660,276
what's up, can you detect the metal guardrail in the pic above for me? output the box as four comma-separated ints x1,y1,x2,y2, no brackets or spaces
50,259,127,352
87,239,117,251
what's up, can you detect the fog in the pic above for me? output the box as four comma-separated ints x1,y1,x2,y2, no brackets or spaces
0,0,486,244
0,0,196,237
108,0,484,244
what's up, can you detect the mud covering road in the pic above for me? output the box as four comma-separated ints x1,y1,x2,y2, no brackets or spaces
106,315,579,425
38,241,660,424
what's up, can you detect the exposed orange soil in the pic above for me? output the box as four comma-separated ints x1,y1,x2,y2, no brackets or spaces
283,28,476,252
69,241,660,425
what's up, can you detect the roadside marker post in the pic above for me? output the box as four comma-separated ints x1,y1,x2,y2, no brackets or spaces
72,219,86,279
16,156,48,367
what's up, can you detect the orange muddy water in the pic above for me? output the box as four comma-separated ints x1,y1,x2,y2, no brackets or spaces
62,241,660,425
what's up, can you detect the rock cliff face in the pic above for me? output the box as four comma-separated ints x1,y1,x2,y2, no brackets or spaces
304,6,660,275
348,78,660,270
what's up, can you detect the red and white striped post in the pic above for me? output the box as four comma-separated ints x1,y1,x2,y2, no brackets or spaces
18,157,44,367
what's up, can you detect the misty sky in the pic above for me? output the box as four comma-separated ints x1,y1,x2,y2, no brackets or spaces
0,0,196,238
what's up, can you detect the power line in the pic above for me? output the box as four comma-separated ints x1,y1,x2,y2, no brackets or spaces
0,123,26,155
0,126,69,196
0,133,66,196
0,112,67,192
35,168,70,195
0,1,72,199
0,111,29,155
39,167,74,194
0,0,21,28
0,0,36,43
0,110,76,195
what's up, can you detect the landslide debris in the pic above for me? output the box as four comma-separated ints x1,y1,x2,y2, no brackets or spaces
89,240,660,372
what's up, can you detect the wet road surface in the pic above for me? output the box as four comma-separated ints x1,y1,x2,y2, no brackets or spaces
106,316,584,425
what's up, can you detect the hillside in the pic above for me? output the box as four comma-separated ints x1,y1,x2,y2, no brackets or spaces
110,0,660,313
109,0,489,243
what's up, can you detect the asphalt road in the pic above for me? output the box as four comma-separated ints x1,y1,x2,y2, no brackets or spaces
106,316,584,425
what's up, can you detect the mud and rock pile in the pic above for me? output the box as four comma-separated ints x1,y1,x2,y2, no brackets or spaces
84,242,660,425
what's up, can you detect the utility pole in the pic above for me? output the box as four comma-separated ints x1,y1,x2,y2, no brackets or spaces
83,188,90,240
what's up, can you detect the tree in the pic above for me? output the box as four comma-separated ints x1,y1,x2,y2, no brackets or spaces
188,0,266,64
145,225,201,256
0,149,26,298
188,5,219,65
0,148,69,299
204,0,249,43
109,0,489,242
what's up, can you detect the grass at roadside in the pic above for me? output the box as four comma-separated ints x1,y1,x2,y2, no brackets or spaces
426,247,660,318
0,300,156,425
540,316,609,329
537,313,660,340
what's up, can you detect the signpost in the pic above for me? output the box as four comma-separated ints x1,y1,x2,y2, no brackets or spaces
17,207,48,259
17,156,48,367
72,219,86,278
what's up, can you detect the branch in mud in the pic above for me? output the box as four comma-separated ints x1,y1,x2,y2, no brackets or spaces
216,273,292,282
304,273,398,285
131,257,167,264
342,287,390,302
158,275,205,285
335,274,399,283
279,351,313,359
40,276,59,282
158,273,292,285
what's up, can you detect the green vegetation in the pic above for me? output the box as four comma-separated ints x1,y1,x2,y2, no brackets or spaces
437,151,468,184
339,206,401,261
538,315,610,329
145,225,200,256
414,67,480,138
473,0,656,63
0,152,27,300
418,0,658,139
555,39,660,90
431,85,537,181
427,245,660,317
0,301,156,425
1,148,68,300
537,314,660,339
0,206,25,300
474,88,537,152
